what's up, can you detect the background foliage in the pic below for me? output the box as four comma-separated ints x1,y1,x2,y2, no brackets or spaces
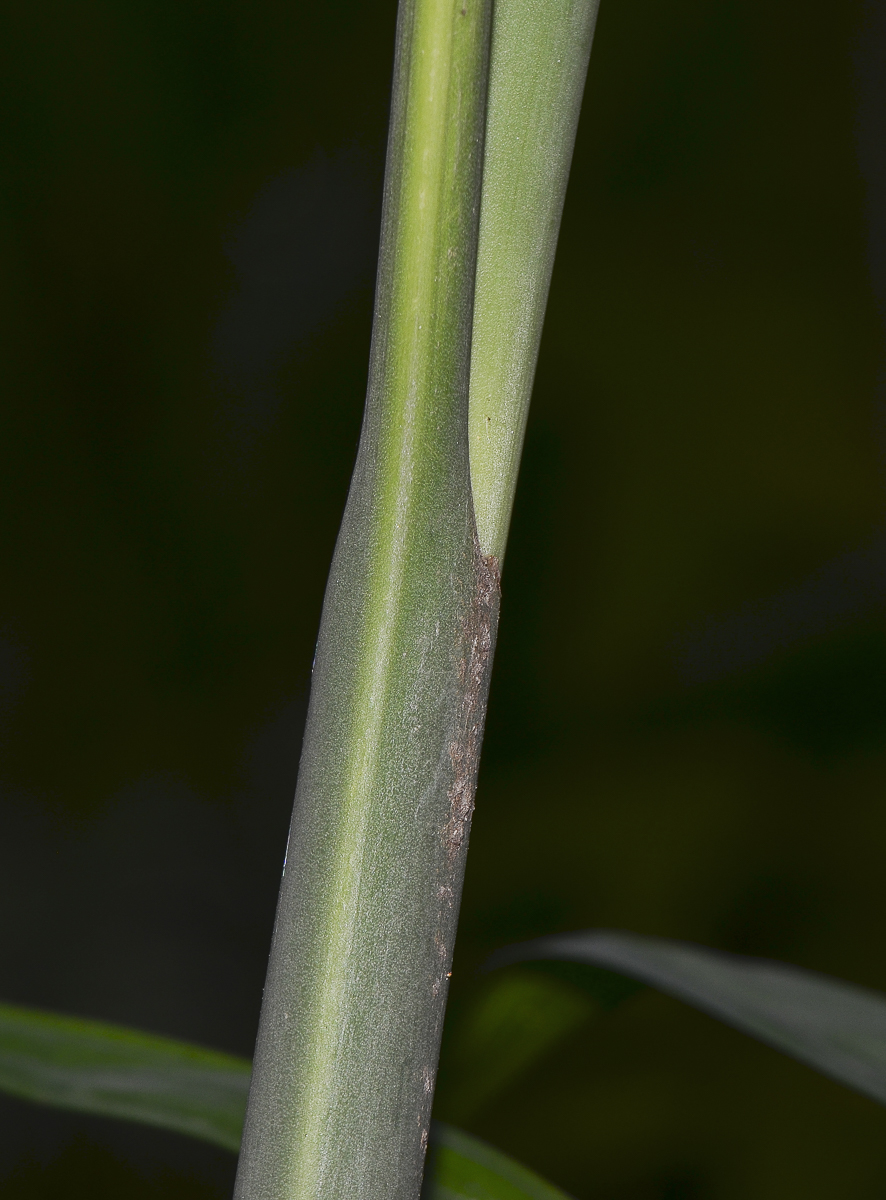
2,0,886,1195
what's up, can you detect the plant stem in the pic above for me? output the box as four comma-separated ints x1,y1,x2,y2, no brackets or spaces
232,1,494,1197
234,0,602,1193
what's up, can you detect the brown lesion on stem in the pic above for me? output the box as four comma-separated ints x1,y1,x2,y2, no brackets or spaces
443,538,501,864
418,538,501,1173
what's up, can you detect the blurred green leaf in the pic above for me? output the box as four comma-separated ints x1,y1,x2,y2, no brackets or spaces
517,960,645,1011
0,1002,575,1198
422,1122,574,1200
493,930,886,1106
439,972,593,1121
0,1001,251,1151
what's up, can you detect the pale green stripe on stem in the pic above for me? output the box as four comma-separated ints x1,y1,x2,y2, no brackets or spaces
293,3,468,1184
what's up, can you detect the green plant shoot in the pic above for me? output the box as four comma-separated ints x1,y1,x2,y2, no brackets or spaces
232,0,601,1196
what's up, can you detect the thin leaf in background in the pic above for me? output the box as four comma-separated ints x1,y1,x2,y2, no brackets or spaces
422,1123,574,1200
493,929,886,1107
0,1001,251,1152
437,972,593,1121
0,1003,574,1198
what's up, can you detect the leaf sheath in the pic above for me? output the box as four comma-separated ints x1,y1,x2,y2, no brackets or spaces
468,0,601,559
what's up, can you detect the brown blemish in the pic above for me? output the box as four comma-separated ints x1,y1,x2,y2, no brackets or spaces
442,540,501,865
422,537,501,1125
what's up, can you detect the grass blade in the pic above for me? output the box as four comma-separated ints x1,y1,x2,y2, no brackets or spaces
423,1123,574,1200
494,929,886,1106
436,973,592,1121
0,1001,250,1151
0,1008,575,1198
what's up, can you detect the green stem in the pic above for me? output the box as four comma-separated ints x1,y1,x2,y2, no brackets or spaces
233,1,494,1197
234,0,601,1194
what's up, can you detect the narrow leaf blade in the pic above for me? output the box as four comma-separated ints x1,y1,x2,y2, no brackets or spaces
0,1001,251,1150
492,930,886,1107
438,973,593,1120
0,999,578,1200
423,1122,574,1200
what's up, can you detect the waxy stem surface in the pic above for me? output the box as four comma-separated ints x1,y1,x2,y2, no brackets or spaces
233,1,495,1198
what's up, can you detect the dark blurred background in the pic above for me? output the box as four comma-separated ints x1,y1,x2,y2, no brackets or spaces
1,0,886,1195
